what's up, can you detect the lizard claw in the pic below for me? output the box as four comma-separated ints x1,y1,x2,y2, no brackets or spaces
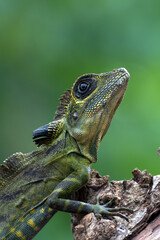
103,196,117,208
95,213,102,220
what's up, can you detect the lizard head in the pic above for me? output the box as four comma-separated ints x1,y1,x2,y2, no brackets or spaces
32,68,129,162
56,68,129,162
55,68,129,162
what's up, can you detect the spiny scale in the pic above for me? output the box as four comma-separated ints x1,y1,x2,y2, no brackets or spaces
55,89,71,120
0,153,24,185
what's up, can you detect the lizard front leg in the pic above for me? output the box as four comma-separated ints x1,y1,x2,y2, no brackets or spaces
46,165,132,220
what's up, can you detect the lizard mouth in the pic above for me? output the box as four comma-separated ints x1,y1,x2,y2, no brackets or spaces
99,69,129,141
104,72,129,116
101,69,129,113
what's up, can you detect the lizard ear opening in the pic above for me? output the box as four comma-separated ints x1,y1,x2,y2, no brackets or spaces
32,119,64,147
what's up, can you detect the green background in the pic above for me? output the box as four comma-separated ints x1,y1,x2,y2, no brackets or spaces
0,0,160,239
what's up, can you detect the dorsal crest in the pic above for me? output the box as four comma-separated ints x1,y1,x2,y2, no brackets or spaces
0,152,24,187
55,89,71,120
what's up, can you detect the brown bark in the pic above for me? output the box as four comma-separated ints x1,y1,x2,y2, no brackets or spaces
71,169,160,240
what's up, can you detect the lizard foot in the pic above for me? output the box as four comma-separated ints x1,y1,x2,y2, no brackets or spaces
94,197,133,221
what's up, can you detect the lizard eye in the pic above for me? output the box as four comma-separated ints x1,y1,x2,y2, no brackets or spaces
73,75,97,99
78,82,90,94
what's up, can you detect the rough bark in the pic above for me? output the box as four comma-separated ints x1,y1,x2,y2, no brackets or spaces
71,169,160,240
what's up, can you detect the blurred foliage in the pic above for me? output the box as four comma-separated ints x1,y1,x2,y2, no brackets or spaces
0,0,160,239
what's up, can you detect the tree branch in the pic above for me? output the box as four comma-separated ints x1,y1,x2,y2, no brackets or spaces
71,169,160,240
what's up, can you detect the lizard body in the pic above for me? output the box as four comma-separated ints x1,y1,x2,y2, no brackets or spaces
0,68,130,239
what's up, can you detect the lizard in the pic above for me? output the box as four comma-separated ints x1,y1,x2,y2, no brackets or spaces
0,67,131,240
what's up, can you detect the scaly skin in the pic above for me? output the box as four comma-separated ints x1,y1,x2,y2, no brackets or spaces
0,68,130,240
